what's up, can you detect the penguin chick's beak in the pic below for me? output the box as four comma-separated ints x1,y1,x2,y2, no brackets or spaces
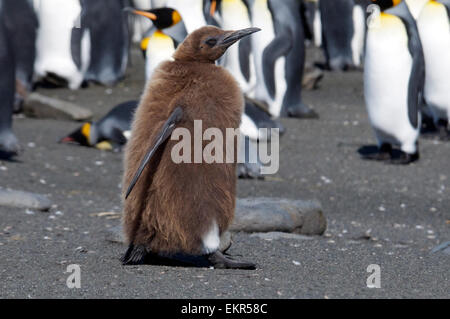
123,7,157,20
220,28,261,47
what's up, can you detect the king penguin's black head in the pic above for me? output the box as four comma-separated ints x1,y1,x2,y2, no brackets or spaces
60,122,92,147
124,7,182,30
371,0,401,11
173,26,260,63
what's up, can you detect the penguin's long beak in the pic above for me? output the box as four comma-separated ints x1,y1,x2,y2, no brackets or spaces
210,0,217,16
220,28,261,47
123,7,157,20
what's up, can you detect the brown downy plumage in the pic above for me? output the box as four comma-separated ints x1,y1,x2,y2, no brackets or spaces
121,26,260,269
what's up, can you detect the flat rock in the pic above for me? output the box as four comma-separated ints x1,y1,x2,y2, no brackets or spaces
232,198,326,235
24,93,93,121
105,225,124,244
0,188,52,211
431,241,450,255
250,232,314,241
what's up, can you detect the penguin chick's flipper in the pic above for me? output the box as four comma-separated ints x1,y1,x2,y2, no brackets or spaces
208,251,256,270
262,31,293,100
125,107,183,199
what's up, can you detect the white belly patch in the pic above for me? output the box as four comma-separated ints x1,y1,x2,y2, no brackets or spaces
202,220,220,254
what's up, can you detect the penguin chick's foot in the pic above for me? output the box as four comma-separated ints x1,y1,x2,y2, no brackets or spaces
237,163,265,180
121,244,148,265
389,152,419,165
208,251,256,270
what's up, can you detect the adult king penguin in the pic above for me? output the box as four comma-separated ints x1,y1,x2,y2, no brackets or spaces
210,0,256,95
249,0,317,118
34,0,90,90
417,0,450,140
0,0,37,157
126,7,185,81
319,0,369,71
364,0,427,164
165,0,209,33
7,0,38,113
81,0,130,86
0,2,19,157
121,26,260,269
131,0,153,43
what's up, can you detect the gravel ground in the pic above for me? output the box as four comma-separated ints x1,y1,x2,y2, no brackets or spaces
0,48,449,299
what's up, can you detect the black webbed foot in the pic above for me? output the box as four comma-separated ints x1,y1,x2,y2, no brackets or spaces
207,251,256,270
362,143,392,161
389,152,419,165
121,244,148,265
285,105,319,119
438,127,450,141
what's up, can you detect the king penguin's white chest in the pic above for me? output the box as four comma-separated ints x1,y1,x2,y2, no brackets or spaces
417,1,450,121
364,13,418,146
34,0,90,90
251,0,286,116
220,0,255,93
166,0,206,34
146,31,175,80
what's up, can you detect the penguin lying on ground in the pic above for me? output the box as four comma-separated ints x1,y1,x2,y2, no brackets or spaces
417,0,450,140
363,0,426,164
121,26,260,269
60,101,138,152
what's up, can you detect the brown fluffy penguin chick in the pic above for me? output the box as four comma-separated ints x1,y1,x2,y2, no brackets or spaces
121,26,260,269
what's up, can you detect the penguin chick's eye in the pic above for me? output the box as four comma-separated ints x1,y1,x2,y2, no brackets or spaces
205,38,217,47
